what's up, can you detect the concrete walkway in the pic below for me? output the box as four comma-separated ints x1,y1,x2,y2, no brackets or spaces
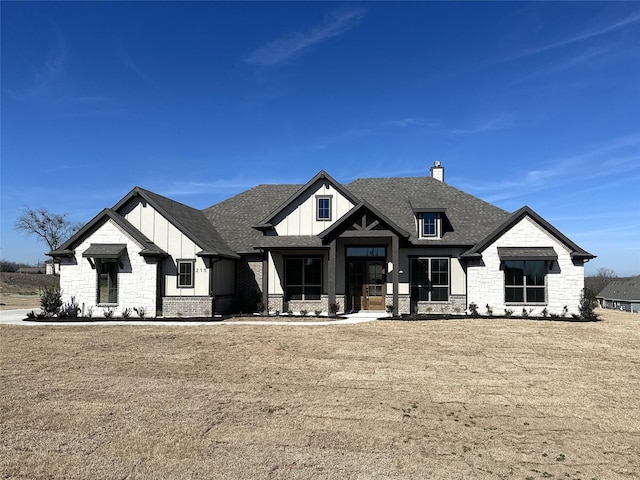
0,309,385,326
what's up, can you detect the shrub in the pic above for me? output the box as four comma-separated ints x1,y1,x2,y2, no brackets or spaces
39,287,62,318
122,307,132,319
61,296,80,318
468,302,479,317
300,309,308,316
521,308,529,318
579,288,598,320
541,307,549,318
134,306,147,318
485,304,493,316
329,303,340,315
504,308,514,317
314,309,322,316
86,306,93,318
103,308,115,319
26,310,37,319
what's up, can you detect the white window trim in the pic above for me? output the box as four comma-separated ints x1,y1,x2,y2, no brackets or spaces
419,212,441,238
177,259,195,289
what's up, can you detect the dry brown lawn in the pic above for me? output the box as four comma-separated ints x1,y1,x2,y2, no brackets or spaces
1,309,639,479
0,273,58,310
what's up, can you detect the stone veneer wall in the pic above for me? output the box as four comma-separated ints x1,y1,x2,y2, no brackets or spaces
466,216,585,316
162,296,214,318
58,219,158,318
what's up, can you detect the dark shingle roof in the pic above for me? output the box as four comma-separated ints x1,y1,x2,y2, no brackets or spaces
597,278,640,302
115,187,238,259
203,184,301,253
203,175,514,252
49,208,167,258
346,176,511,245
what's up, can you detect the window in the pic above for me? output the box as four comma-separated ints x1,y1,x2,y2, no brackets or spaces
285,257,322,301
177,260,195,288
410,258,449,302
504,260,546,303
97,261,118,304
316,196,331,221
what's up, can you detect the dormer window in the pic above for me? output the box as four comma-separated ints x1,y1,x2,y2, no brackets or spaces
316,196,332,221
420,212,441,238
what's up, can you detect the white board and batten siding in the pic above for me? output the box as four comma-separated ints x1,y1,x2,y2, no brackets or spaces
120,198,210,297
272,181,356,236
59,219,157,317
467,216,584,316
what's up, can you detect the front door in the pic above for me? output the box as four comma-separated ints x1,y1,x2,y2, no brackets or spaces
347,259,385,311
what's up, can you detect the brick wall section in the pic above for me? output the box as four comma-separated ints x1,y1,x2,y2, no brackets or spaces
467,216,585,316
162,296,214,317
59,220,158,318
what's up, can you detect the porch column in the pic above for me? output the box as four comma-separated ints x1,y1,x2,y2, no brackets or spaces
262,251,269,313
392,235,399,316
328,240,336,313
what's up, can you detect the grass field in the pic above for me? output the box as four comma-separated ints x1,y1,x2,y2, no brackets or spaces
1,309,639,479
0,272,58,310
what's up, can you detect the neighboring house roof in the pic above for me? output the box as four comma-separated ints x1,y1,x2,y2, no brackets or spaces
461,206,595,260
48,208,167,258
597,277,640,302
113,187,238,259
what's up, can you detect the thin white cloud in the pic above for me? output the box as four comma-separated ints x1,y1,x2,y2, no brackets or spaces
35,24,67,87
466,135,640,204
505,11,640,62
245,8,366,67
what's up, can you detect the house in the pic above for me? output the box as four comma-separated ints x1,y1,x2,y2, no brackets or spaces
49,162,594,318
596,277,640,313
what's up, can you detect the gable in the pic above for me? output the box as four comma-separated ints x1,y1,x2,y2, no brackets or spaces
255,171,359,237
461,207,594,262
115,187,238,259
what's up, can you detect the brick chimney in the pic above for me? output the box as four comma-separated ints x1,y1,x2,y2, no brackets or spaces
430,161,444,182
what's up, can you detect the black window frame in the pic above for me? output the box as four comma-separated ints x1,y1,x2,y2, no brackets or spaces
177,259,195,289
284,256,323,301
97,260,118,305
504,260,547,304
316,196,332,221
410,257,450,302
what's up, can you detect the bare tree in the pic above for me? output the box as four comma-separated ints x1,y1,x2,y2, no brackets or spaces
15,208,82,253
585,267,617,295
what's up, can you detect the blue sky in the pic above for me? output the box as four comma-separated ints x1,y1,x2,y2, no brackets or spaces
1,1,639,276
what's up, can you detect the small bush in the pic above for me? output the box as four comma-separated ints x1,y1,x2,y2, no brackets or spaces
26,310,37,319
300,309,308,316
541,307,549,318
329,303,340,315
522,308,529,318
579,288,598,320
122,307,132,319
468,302,479,317
86,306,93,318
314,309,322,316
61,296,80,318
504,308,514,317
103,308,115,319
485,304,493,316
39,287,62,318
134,306,147,318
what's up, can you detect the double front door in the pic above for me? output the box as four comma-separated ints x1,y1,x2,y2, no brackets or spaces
347,259,385,311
